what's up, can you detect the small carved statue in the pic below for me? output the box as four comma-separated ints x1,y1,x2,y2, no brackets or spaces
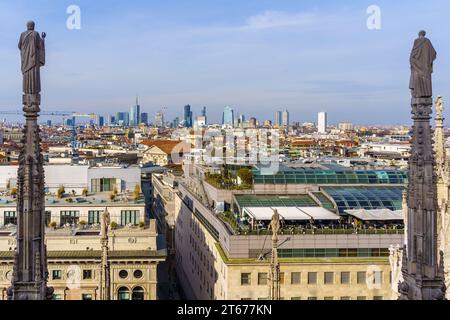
18,21,46,95
409,31,437,98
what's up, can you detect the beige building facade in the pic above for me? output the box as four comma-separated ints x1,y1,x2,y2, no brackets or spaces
0,223,165,300
174,183,401,300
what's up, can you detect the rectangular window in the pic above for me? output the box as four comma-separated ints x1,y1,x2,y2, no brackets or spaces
45,211,51,226
241,273,251,286
120,210,140,226
357,271,366,284
4,211,17,225
52,270,62,280
88,211,102,225
324,272,334,284
291,272,301,285
308,272,317,284
60,211,80,226
82,294,93,300
373,271,383,285
83,270,93,280
341,296,351,300
324,297,334,300
373,296,383,300
357,296,367,300
91,178,117,193
307,297,317,300
341,272,350,284
291,297,301,300
258,273,268,285
279,272,285,285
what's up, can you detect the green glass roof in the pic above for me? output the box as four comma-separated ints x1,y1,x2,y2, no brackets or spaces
322,186,404,214
235,194,318,208
311,192,335,210
253,167,407,185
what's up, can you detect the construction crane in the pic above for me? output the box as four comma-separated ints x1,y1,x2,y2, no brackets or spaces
0,110,97,153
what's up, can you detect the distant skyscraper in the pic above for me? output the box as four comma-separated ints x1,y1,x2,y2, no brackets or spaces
184,105,193,128
172,117,180,128
116,112,129,126
222,106,234,127
130,97,141,126
249,117,257,128
141,112,149,125
201,106,207,124
282,110,290,127
275,111,282,127
108,115,116,126
98,116,105,127
65,118,73,127
46,120,52,127
318,112,327,134
155,111,164,127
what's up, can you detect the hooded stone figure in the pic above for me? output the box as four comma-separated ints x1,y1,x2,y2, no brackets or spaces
409,30,437,98
18,21,46,94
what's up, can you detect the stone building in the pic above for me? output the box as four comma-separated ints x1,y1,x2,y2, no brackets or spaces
141,140,183,166
0,223,165,300
173,163,406,300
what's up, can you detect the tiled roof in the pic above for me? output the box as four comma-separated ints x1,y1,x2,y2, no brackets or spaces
141,140,182,155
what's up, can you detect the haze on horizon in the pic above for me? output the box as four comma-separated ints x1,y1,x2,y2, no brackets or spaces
0,0,449,125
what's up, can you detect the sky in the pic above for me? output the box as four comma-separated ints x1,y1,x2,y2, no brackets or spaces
0,0,449,125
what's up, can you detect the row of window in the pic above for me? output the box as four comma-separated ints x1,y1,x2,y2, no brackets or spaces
2,210,141,227
241,271,385,286
51,269,143,280
277,248,390,258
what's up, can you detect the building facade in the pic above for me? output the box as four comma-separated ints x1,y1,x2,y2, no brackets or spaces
0,223,165,300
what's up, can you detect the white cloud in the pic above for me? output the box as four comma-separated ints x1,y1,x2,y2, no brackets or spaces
243,10,317,30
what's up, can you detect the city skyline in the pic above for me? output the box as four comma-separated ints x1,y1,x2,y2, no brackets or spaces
0,1,450,125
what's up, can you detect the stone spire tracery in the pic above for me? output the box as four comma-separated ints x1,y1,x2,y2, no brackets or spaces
434,96,450,298
398,31,446,300
7,21,53,300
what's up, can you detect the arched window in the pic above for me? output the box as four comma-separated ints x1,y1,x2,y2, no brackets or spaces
117,287,130,300
132,287,145,300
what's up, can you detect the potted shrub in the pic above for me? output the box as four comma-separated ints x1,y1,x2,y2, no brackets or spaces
109,193,116,201
49,221,57,230
133,184,141,201
139,221,145,229
110,221,118,230
57,186,65,199
79,220,87,229
82,188,88,197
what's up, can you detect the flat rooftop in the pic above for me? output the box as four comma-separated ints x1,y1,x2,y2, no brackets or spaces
0,193,145,207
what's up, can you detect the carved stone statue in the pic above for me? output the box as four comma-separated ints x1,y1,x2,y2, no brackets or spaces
101,208,111,238
18,21,46,94
270,209,281,235
436,96,444,117
409,30,436,98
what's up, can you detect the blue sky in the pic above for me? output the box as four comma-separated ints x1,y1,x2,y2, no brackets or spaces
0,0,449,125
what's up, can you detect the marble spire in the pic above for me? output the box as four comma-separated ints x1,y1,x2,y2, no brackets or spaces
398,31,446,300
7,21,53,300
